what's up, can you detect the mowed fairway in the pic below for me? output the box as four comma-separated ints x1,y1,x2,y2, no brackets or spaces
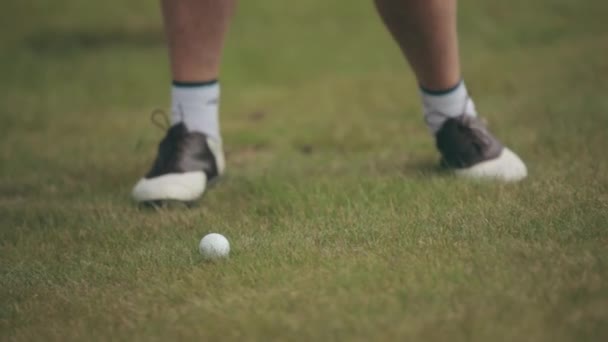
1,0,608,340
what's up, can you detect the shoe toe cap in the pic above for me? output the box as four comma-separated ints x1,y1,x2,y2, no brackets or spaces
454,147,527,182
132,171,207,202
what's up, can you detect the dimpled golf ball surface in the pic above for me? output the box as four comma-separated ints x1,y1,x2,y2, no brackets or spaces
199,233,230,260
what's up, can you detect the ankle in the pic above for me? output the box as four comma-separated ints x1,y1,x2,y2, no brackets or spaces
420,80,477,134
171,80,221,142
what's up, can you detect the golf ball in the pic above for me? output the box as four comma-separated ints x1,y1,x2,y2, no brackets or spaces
199,233,230,260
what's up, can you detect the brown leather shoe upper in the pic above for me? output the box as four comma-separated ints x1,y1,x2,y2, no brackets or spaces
145,123,220,180
435,115,503,169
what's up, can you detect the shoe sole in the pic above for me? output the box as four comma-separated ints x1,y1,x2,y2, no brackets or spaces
132,171,207,203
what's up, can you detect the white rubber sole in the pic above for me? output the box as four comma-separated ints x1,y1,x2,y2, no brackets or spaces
454,147,527,182
132,137,225,203
132,171,207,202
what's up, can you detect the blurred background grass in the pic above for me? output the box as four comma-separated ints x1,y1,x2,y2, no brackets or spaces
1,1,607,341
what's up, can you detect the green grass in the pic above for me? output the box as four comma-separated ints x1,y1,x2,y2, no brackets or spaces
1,0,608,340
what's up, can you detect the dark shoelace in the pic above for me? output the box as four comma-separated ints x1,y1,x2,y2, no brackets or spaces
150,109,170,131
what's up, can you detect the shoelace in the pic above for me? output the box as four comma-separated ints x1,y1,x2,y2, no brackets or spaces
150,107,189,159
150,105,187,131
150,109,170,131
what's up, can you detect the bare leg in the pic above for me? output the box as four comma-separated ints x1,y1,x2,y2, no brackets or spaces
160,0,237,139
374,0,460,91
373,0,527,182
132,1,236,203
161,0,236,82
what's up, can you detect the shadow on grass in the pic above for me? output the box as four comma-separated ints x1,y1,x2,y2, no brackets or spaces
401,158,449,179
25,27,164,54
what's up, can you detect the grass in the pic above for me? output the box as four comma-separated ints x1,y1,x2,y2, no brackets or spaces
1,0,608,340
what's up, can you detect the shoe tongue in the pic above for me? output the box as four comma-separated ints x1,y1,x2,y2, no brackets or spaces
167,122,190,136
458,115,486,132
171,122,188,131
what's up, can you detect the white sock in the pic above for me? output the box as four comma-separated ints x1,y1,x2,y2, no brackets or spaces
171,81,221,142
421,81,477,134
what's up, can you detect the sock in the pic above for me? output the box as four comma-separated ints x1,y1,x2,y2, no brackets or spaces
420,81,477,134
171,80,221,142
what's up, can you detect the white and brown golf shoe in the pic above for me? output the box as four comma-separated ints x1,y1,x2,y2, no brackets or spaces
435,115,527,182
132,122,225,205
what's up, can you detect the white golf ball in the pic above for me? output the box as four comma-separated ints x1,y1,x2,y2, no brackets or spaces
199,233,230,260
